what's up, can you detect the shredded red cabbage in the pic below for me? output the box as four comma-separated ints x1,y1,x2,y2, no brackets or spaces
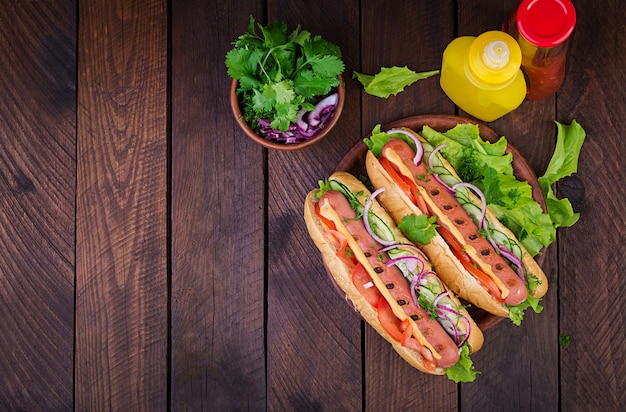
256,93,338,144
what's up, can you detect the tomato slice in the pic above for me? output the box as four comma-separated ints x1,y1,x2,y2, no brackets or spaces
352,264,382,306
400,318,413,347
376,296,404,342
336,237,357,269
438,225,504,302
314,200,336,230
379,157,416,204
437,225,465,254
379,156,431,215
376,296,435,368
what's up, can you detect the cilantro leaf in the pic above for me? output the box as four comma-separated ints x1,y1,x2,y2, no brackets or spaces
293,69,340,98
309,55,345,79
251,88,274,114
225,48,262,90
259,20,288,47
353,66,440,98
302,35,343,60
226,16,344,132
268,80,295,104
288,26,310,46
398,214,438,245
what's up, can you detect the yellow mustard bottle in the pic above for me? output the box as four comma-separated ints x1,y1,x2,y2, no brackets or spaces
440,31,526,122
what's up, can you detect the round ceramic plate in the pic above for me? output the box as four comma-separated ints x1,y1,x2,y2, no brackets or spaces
334,114,547,331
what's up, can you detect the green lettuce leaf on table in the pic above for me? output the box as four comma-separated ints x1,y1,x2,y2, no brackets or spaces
538,120,586,229
353,66,439,98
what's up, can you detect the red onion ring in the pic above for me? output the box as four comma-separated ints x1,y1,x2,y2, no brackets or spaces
363,188,396,246
452,182,487,229
379,243,430,262
432,291,449,308
386,255,425,274
386,128,424,166
428,143,447,170
436,304,471,347
483,229,527,283
497,244,526,283
410,275,421,307
431,173,456,194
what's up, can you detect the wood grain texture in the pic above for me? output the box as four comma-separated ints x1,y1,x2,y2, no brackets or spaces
458,1,559,411
266,2,363,411
361,0,455,133
361,1,457,410
75,1,168,410
0,0,622,410
170,1,267,410
0,1,76,409
557,0,626,409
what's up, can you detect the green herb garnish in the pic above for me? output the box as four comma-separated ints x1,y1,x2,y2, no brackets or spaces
226,16,345,132
398,214,438,245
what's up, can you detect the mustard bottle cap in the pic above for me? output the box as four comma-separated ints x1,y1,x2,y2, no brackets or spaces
467,31,522,86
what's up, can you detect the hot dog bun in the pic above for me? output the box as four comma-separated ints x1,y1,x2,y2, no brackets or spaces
430,146,549,299
304,171,483,376
364,128,548,319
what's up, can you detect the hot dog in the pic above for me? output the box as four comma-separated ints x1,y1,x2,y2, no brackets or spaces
304,171,483,382
364,126,548,322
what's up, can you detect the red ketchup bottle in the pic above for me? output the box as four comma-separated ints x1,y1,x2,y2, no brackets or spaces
503,0,576,100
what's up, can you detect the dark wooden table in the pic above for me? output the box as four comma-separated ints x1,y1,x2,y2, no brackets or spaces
1,0,624,410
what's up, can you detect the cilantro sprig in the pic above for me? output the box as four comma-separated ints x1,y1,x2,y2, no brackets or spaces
398,214,439,245
226,16,345,132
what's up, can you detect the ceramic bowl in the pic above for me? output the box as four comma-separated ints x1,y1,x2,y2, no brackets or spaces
229,75,345,151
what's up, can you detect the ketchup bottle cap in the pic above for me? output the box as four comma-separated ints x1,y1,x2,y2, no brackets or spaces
516,0,576,48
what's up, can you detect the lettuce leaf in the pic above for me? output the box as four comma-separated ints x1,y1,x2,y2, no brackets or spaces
364,124,417,157
538,120,586,229
446,344,479,383
420,125,514,181
508,292,544,326
419,121,586,257
352,66,439,98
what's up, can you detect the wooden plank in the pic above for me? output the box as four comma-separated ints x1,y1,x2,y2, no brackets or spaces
265,2,363,410
360,1,458,410
360,0,455,132
75,1,168,409
458,1,559,410
169,1,266,410
557,0,626,409
0,1,76,409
